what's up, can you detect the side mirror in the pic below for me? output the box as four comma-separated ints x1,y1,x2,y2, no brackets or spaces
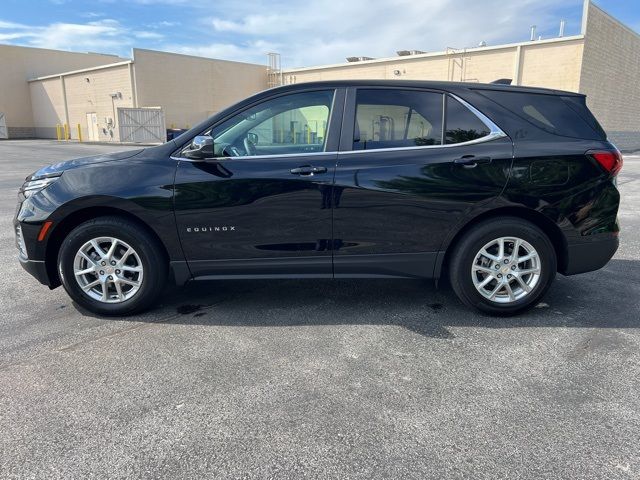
247,132,259,145
183,136,214,160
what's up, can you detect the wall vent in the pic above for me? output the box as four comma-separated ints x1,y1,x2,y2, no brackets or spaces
396,50,426,56
346,56,375,62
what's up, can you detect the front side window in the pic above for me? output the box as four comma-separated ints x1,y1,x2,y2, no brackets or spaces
353,89,443,150
184,90,334,158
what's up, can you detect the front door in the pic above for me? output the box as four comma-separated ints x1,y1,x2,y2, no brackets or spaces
173,88,344,278
332,87,514,278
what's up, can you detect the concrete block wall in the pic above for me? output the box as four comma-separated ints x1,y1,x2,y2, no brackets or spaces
579,3,640,151
132,49,268,130
284,37,585,94
28,77,67,139
64,65,134,142
29,64,134,142
0,44,126,139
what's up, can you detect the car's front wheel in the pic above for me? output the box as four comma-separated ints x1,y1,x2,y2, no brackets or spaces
58,216,167,316
449,217,557,316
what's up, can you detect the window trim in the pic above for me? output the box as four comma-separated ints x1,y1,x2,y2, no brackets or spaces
171,87,507,161
340,87,507,155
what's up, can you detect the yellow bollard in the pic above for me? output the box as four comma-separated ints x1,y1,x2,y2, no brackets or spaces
55,124,62,141
77,124,82,142
63,123,69,141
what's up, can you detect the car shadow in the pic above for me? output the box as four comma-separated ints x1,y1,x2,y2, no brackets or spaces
76,258,640,339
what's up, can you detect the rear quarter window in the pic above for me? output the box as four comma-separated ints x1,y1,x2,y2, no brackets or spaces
477,90,606,140
445,96,490,144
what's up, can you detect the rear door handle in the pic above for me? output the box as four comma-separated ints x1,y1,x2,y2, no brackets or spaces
290,165,328,175
453,155,492,168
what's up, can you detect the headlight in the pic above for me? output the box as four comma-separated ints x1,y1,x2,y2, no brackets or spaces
21,175,61,198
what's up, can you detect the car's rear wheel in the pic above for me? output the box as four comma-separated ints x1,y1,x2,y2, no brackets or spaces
58,216,167,316
449,217,556,316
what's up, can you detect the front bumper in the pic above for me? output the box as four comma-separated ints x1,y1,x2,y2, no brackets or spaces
14,216,57,287
18,256,53,286
562,234,619,275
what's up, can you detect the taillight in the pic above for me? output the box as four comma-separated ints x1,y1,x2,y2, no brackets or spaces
587,149,623,176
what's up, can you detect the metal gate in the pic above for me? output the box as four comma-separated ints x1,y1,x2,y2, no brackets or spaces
0,113,7,139
117,107,165,144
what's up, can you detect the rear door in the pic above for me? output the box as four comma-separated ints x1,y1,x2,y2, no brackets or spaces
332,87,514,278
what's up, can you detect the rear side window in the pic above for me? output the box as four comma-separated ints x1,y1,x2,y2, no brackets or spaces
445,96,490,144
478,90,605,140
353,89,443,150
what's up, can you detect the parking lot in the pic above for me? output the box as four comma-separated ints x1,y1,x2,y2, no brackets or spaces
0,139,639,479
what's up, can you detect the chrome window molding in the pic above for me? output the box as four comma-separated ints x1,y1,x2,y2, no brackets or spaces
338,131,506,156
171,92,507,162
450,93,506,140
171,150,338,162
342,93,507,156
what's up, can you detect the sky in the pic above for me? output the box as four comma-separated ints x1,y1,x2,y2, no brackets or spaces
0,0,638,69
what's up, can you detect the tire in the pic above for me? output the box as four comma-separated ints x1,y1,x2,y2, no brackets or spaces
57,216,167,316
448,217,556,316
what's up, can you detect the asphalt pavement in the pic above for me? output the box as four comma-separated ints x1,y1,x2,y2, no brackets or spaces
0,140,639,479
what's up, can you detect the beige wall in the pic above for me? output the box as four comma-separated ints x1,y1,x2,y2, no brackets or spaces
0,44,125,138
29,64,134,141
285,38,584,93
579,2,640,149
518,40,583,91
28,77,66,139
27,49,268,142
132,49,268,129
65,64,134,142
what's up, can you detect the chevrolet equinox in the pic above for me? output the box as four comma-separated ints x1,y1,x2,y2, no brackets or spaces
14,80,622,316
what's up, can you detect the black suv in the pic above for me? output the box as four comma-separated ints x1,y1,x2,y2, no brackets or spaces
14,80,622,316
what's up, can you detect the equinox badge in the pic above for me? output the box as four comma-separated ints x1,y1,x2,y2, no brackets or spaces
186,226,236,233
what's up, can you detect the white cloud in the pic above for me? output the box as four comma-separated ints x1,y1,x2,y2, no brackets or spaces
1,0,585,67
204,0,583,67
134,31,164,40
166,39,280,64
0,20,29,29
146,20,180,28
0,18,162,54
80,12,106,19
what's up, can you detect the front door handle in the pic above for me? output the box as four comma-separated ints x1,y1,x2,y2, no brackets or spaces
290,165,328,175
453,155,492,168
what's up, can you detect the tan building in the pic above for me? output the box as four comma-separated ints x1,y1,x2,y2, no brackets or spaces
1,0,639,148
26,48,267,143
284,1,640,150
0,44,126,139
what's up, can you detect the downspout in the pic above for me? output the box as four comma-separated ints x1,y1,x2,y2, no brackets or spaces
513,45,522,86
60,75,70,138
129,61,138,108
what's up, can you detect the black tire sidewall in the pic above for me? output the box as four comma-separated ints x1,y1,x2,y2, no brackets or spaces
450,219,556,315
58,218,166,316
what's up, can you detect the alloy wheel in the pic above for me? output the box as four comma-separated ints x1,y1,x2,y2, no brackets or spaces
471,236,541,304
72,237,144,303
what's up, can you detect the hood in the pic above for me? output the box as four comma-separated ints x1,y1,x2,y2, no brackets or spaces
29,148,145,179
